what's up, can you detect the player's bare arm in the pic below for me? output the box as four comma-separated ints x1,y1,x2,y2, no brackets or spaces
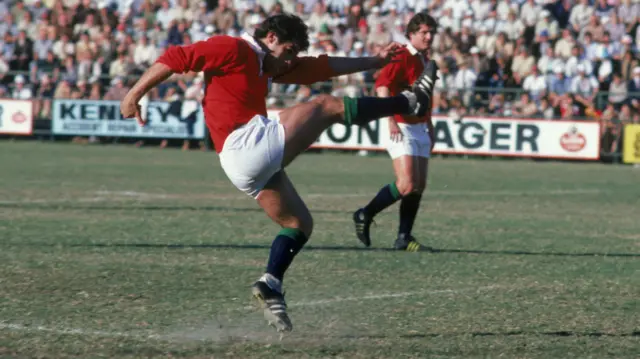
120,63,174,124
273,42,404,85
326,42,403,77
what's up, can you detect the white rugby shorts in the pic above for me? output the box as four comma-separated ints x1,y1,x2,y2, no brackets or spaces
386,122,432,159
218,114,285,197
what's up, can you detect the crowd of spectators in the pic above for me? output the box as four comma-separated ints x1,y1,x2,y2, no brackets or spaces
1,0,639,152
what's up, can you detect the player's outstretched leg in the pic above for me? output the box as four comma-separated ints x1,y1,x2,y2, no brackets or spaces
251,171,312,332
277,60,438,168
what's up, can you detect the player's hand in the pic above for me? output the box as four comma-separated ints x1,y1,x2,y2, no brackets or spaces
377,42,404,66
389,119,403,143
120,94,146,126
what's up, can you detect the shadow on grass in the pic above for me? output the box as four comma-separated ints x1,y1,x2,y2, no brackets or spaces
8,242,640,258
0,203,345,215
341,330,640,339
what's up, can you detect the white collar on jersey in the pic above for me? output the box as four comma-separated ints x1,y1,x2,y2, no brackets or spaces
406,43,420,56
240,31,267,76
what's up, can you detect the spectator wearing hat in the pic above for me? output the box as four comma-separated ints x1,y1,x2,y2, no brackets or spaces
571,63,599,108
549,65,572,103
12,75,32,99
535,10,559,42
469,46,489,76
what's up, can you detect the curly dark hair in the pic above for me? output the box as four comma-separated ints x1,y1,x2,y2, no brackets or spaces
405,11,438,39
254,13,310,53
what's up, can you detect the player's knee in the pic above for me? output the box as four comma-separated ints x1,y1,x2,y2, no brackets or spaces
396,179,417,196
312,94,344,117
284,214,313,240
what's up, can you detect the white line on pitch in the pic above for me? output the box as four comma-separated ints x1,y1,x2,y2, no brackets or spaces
0,322,161,340
244,285,501,310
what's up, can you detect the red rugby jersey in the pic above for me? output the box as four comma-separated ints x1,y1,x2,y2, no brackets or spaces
374,44,431,124
156,33,337,152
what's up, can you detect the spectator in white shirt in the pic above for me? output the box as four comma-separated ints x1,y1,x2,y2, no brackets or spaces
571,64,599,105
156,0,175,30
12,75,33,99
554,29,576,59
520,0,540,29
565,46,594,78
569,0,593,33
476,25,496,58
501,10,525,41
133,35,158,67
534,10,559,41
454,58,478,106
522,64,547,101
470,0,491,22
307,2,331,32
538,46,561,77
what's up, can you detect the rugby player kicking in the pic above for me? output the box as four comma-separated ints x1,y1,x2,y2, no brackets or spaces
120,14,438,332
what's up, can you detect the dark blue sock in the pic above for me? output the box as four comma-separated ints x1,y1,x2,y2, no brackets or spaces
398,193,422,236
343,96,410,126
363,182,402,217
266,228,308,281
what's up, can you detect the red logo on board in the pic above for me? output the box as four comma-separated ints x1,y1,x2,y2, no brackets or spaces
560,126,586,152
12,111,26,124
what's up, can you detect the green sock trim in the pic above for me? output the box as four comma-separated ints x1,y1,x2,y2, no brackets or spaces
342,96,358,125
278,227,305,241
389,182,401,200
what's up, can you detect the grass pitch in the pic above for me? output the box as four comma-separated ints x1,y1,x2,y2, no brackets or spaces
0,141,639,358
